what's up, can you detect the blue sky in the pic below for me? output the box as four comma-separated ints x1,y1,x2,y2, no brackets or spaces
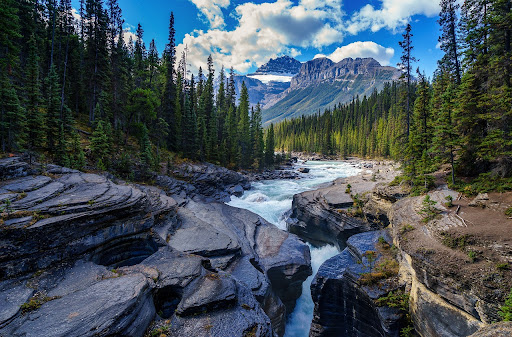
73,0,445,77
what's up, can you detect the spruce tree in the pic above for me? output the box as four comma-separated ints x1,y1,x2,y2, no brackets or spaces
26,34,45,151
265,123,275,167
397,24,417,138
90,119,110,166
238,82,251,168
250,103,264,169
438,0,462,83
0,75,26,152
46,64,62,152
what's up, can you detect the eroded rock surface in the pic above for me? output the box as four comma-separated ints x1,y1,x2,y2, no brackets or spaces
390,188,512,337
0,158,311,337
310,230,403,337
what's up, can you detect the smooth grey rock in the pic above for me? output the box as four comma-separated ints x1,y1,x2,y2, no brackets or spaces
169,282,274,337
288,184,373,249
0,280,33,327
0,176,51,193
9,274,154,337
142,247,204,289
177,273,237,316
168,220,240,257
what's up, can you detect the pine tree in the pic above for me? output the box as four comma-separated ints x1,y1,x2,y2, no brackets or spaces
70,131,86,169
251,103,264,169
432,71,458,185
265,123,275,167
0,75,26,152
90,119,110,166
162,13,176,150
140,124,153,169
438,0,462,83
238,82,251,168
134,23,146,88
397,24,417,138
46,64,62,152
26,34,45,151
408,70,432,185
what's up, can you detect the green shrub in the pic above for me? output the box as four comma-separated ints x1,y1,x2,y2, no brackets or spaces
418,195,439,223
505,208,512,217
467,250,477,263
400,224,415,235
499,289,512,321
497,263,510,271
444,195,454,208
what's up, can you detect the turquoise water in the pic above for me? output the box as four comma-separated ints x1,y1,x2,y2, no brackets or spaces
228,161,361,337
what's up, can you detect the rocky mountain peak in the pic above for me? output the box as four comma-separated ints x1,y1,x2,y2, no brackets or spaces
251,55,302,76
290,57,400,89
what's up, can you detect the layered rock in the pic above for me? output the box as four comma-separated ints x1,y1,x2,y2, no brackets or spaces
157,161,250,202
310,230,403,337
390,188,512,337
0,158,311,337
288,183,373,249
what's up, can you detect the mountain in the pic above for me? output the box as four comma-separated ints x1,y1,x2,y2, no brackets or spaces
262,57,402,125
215,56,301,107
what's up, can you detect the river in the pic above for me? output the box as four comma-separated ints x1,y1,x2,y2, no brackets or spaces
228,160,362,337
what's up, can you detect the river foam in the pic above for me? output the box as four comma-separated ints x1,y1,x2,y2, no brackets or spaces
228,161,361,336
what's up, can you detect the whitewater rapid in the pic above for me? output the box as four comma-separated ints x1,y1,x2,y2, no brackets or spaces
228,161,362,337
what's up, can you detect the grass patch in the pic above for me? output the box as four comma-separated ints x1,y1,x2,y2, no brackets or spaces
505,208,512,217
440,232,471,249
359,258,399,285
450,173,512,196
497,263,510,271
400,224,415,235
20,294,60,314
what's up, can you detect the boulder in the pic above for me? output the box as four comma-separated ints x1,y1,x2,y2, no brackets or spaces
298,167,310,173
288,183,374,249
6,274,154,337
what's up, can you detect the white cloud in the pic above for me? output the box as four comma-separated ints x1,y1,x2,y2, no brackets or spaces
347,0,440,34
189,0,230,29
178,0,344,75
315,41,395,66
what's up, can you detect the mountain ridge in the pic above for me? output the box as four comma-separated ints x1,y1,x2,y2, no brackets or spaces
262,57,402,124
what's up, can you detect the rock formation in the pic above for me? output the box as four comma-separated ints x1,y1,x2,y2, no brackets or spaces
310,230,403,337
0,157,312,337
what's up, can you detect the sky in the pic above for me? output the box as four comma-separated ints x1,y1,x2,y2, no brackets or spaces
72,0,446,78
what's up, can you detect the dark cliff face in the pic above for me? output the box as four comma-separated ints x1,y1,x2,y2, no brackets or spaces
310,231,403,337
251,55,302,75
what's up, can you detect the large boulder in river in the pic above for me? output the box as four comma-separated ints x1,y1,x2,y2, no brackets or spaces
288,181,375,249
0,158,311,337
310,230,404,337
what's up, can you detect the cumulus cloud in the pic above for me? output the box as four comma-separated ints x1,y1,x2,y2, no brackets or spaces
189,0,230,29
315,41,395,66
347,0,440,34
179,0,344,75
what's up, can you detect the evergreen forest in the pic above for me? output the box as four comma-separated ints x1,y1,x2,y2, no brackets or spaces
0,0,273,177
274,0,512,193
